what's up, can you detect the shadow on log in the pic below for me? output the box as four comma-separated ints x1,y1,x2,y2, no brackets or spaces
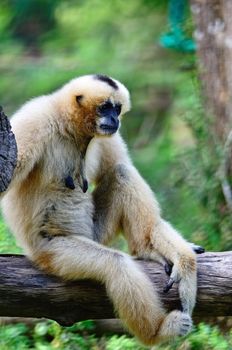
0,252,231,326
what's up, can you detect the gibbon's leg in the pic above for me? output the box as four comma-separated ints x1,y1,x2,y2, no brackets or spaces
33,234,191,345
92,162,197,316
93,164,164,268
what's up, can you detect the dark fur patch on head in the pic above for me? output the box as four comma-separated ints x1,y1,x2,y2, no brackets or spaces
94,74,118,90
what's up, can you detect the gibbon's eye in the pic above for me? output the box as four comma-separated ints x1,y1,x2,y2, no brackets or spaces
98,101,113,114
76,95,83,105
115,103,122,116
98,101,122,116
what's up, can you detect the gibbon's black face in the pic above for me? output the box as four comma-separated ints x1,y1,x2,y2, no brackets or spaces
96,100,122,135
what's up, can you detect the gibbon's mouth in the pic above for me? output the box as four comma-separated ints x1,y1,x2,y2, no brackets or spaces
100,124,118,132
99,124,119,134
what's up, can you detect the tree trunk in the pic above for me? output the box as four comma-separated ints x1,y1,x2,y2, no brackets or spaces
0,107,17,193
191,0,232,223
0,252,231,326
190,0,232,142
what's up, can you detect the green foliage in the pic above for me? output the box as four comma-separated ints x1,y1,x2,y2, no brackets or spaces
0,321,231,350
1,0,59,46
0,321,98,350
0,216,21,253
157,323,232,350
105,335,146,350
0,323,31,350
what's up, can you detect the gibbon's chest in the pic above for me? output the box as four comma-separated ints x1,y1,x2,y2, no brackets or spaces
41,137,87,192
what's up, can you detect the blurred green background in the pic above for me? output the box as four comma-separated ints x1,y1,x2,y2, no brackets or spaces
0,0,231,349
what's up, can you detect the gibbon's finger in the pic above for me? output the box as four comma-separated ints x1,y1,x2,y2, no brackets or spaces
164,262,173,276
163,277,175,293
163,263,182,293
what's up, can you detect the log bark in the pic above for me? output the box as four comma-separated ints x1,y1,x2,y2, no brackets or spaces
0,252,231,326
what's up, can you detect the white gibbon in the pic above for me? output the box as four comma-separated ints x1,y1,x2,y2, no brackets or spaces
1,74,201,345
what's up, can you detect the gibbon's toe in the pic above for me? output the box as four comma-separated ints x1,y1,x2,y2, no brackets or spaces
178,313,193,336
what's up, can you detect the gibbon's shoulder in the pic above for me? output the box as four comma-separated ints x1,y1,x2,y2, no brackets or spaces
11,94,56,124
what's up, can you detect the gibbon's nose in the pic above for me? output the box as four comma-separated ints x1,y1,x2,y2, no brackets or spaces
100,116,119,130
110,116,119,127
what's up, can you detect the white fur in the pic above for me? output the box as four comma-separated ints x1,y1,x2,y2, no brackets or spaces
1,75,197,345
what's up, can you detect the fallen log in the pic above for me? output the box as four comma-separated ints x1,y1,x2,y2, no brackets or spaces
0,252,231,326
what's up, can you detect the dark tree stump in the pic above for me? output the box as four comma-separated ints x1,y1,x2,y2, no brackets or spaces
0,107,17,193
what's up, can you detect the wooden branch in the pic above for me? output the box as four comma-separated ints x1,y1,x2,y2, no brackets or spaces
0,252,231,326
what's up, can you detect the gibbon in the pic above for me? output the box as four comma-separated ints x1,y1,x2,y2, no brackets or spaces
1,74,200,345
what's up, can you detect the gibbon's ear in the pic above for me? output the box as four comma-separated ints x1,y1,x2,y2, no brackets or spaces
76,95,84,105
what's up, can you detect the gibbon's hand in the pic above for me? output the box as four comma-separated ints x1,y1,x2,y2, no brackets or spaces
163,242,205,293
0,106,17,193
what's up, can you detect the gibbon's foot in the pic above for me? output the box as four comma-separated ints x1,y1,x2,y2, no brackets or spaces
173,312,192,336
190,243,205,254
159,311,192,339
0,106,17,193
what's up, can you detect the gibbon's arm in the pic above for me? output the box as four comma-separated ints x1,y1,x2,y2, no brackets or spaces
2,99,54,190
87,133,197,315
